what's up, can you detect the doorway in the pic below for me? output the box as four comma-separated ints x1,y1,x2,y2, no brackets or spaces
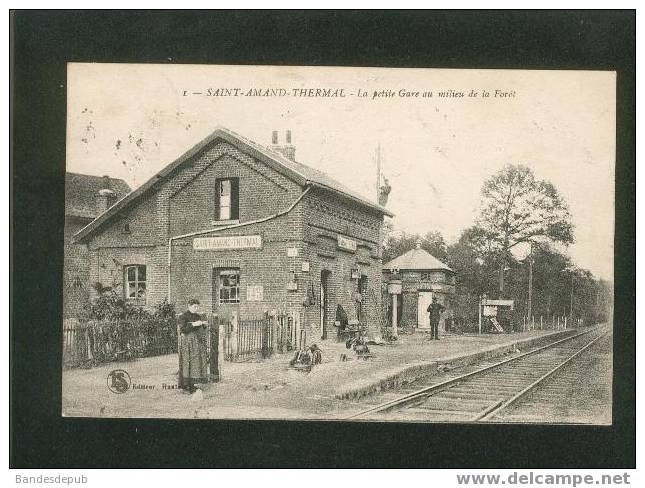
320,270,330,339
357,274,368,322
417,291,434,329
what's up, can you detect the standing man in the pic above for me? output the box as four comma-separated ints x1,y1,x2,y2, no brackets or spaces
177,298,208,393
427,295,445,340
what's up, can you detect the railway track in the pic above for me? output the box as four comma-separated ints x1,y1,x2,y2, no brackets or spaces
344,326,608,423
486,331,613,424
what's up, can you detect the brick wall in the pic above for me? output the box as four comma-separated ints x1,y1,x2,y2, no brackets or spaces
88,195,163,250
170,209,306,318
87,245,167,307
85,141,304,312
83,140,387,343
167,147,301,237
63,216,92,317
384,270,456,331
301,188,384,339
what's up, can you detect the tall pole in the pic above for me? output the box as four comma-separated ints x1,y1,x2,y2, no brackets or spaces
391,293,398,338
499,262,505,297
376,143,381,203
527,241,533,323
570,273,574,321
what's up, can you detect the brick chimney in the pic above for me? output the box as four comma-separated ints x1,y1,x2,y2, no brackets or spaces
270,130,296,161
96,175,116,214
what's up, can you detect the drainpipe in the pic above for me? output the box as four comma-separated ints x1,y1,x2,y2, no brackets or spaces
166,186,311,303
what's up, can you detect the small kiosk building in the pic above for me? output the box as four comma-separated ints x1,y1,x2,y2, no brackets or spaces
383,244,456,332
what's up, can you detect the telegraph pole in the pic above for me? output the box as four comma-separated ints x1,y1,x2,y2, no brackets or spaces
570,272,574,321
527,241,533,323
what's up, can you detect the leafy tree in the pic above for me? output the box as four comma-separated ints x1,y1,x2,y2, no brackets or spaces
447,226,517,326
383,230,448,263
445,228,611,329
477,164,574,296
447,226,497,296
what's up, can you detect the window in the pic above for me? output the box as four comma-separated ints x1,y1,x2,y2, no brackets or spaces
218,269,240,304
125,265,146,301
215,178,239,221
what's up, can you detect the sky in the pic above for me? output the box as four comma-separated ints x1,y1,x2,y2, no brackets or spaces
66,64,616,280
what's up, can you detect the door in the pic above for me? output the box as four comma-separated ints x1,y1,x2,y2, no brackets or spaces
417,291,433,329
357,274,368,322
320,270,330,339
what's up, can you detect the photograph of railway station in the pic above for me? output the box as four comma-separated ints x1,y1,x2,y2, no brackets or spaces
61,64,615,423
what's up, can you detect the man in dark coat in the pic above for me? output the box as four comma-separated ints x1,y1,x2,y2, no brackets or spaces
335,304,349,341
427,295,445,340
177,299,208,393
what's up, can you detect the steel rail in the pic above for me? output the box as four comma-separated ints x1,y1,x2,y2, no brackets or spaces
343,326,603,421
474,330,608,422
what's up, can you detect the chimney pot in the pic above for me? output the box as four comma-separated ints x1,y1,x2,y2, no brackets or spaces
101,175,111,190
97,186,116,214
269,129,296,161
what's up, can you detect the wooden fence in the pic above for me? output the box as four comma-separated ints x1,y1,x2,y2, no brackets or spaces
63,317,177,368
222,311,304,362
64,310,305,369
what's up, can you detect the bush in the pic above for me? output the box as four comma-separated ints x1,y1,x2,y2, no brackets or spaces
67,291,180,368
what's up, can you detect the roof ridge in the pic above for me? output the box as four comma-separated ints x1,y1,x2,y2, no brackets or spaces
383,247,453,272
66,171,122,179
74,127,392,242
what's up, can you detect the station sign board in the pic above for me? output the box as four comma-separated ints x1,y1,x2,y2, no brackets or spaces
337,235,357,252
387,281,402,294
193,235,262,250
481,298,514,310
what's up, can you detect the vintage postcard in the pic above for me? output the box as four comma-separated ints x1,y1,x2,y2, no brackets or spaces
62,63,615,423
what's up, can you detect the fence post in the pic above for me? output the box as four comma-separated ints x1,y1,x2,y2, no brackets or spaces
262,312,271,358
294,311,302,349
231,310,239,357
209,315,221,383
218,321,225,377
84,325,92,361
177,316,184,389
271,312,278,353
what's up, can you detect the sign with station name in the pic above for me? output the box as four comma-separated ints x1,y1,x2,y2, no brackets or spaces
337,235,357,252
193,235,262,250
481,298,515,310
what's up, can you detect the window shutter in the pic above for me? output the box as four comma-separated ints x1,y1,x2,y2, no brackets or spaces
231,178,240,220
214,179,220,220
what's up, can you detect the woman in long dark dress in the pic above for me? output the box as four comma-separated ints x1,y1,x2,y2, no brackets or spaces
177,299,208,393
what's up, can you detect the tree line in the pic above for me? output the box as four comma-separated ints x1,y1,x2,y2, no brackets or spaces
382,164,612,330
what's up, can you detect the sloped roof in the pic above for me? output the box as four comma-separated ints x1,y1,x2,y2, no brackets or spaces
74,127,392,242
65,172,131,219
383,247,454,272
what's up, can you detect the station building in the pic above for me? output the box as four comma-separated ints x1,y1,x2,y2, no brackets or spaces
383,244,456,332
74,128,392,340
